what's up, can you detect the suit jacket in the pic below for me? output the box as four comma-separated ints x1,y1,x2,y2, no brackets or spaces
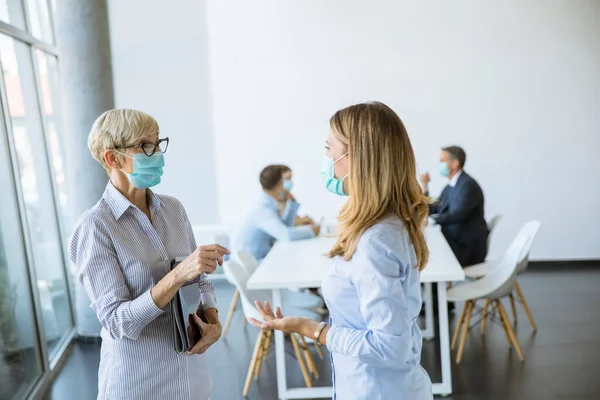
429,172,488,267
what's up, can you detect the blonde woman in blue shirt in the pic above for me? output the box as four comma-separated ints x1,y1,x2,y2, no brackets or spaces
250,102,433,399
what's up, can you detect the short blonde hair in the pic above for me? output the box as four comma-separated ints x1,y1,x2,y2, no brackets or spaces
87,109,159,172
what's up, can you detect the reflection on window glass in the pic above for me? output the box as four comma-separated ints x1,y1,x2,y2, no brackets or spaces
0,110,43,400
25,0,53,42
35,49,76,309
0,34,72,361
36,50,67,224
0,0,25,30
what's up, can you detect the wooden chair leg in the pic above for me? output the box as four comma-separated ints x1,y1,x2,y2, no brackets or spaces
313,341,324,359
253,341,265,380
290,333,312,387
451,302,467,350
222,289,239,337
299,335,319,379
480,299,490,335
509,293,518,324
497,301,525,362
515,280,537,332
263,329,273,358
254,330,272,379
243,330,265,396
495,301,513,348
456,300,474,364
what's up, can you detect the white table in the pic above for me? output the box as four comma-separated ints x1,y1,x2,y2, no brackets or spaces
247,226,465,399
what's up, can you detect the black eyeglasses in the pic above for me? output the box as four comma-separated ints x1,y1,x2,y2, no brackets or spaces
118,137,169,157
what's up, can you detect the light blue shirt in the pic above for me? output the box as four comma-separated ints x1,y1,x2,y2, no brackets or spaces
322,217,433,400
232,192,315,261
70,182,215,400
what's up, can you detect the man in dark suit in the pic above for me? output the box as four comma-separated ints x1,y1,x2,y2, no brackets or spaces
421,146,488,267
420,146,488,315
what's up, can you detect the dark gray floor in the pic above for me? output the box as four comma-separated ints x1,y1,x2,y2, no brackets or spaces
44,268,600,400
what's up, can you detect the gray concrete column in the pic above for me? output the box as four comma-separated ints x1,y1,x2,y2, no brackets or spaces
56,0,113,225
55,0,114,337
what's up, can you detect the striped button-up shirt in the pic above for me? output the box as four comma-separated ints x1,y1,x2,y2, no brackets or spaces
70,182,216,400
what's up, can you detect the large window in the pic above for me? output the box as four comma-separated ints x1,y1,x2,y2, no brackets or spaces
0,34,72,359
0,2,72,400
0,129,42,400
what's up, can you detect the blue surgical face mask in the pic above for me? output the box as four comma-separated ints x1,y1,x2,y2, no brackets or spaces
283,179,293,191
439,161,450,178
116,151,165,189
320,153,348,196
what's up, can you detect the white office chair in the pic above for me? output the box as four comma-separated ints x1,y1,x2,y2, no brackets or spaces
220,250,255,336
236,250,324,308
235,250,260,274
447,233,530,364
223,261,322,396
223,250,324,337
486,214,503,254
463,220,541,331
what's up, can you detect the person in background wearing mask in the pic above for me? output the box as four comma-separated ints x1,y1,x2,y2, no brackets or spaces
420,146,488,267
232,164,320,263
70,109,229,400
250,102,433,400
278,165,315,226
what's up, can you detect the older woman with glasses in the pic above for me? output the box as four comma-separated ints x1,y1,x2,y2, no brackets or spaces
70,109,229,400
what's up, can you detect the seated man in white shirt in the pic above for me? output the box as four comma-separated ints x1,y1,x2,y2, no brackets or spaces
277,164,315,226
232,164,320,262
232,165,323,310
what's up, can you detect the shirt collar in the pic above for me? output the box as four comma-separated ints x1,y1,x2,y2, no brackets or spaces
261,191,279,208
103,181,162,220
448,170,463,187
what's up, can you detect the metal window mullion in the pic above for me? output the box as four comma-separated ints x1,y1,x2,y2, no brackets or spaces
0,37,51,378
45,0,56,45
22,0,57,47
21,0,33,38
30,46,77,353
0,19,57,56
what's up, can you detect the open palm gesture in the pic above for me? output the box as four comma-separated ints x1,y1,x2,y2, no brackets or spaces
248,301,310,335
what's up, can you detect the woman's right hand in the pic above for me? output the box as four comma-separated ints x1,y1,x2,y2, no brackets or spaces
174,244,230,284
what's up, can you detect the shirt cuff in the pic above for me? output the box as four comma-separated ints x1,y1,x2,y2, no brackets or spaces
129,289,164,327
325,325,345,354
200,292,218,311
302,225,316,238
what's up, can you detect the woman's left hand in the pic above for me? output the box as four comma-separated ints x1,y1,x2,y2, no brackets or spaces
187,313,222,355
248,301,315,336
295,216,314,226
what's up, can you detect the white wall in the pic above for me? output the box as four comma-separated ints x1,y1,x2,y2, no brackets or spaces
108,0,600,260
107,0,219,223
206,0,600,260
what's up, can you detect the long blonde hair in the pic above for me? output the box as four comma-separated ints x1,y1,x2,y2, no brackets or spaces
327,102,430,271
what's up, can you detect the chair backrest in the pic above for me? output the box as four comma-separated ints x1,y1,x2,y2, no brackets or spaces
222,260,265,322
480,233,531,300
515,220,541,274
235,250,260,275
486,215,503,252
